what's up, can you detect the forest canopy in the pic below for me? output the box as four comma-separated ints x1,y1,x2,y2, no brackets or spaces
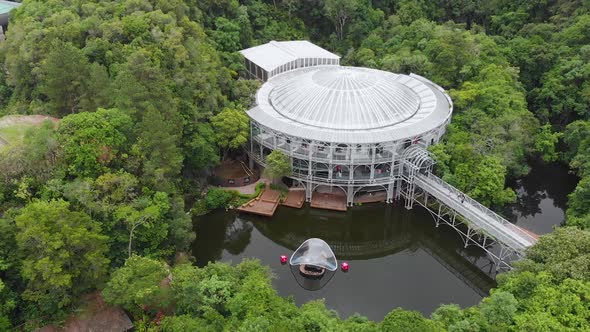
0,0,589,330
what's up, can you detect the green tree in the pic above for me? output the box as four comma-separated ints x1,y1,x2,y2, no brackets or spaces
498,272,590,330
165,196,196,254
396,1,427,25
211,108,249,160
480,290,518,327
449,156,516,206
431,304,465,329
103,255,170,314
0,276,16,331
341,313,380,332
564,120,590,174
15,200,109,320
227,267,300,331
137,108,184,193
40,41,92,116
264,150,292,183
516,227,590,281
211,17,242,52
204,187,233,210
57,108,132,178
381,308,444,331
567,177,590,229
0,217,19,329
534,124,562,162
160,315,214,331
170,264,205,315
293,300,340,331
184,122,220,170
114,192,171,258
324,0,359,40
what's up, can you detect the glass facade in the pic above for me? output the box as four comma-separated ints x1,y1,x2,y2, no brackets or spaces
244,57,340,82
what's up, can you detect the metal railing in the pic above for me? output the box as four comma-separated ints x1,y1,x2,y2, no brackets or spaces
415,173,537,248
254,136,396,165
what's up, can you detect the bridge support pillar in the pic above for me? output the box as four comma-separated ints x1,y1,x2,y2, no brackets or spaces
404,176,416,210
386,182,395,203
305,181,312,202
347,185,354,206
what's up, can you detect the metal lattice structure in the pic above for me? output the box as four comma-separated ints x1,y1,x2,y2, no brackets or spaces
398,147,538,271
244,42,453,206
242,41,537,270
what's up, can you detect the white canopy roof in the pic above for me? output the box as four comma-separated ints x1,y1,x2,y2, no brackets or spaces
290,238,338,271
270,66,420,130
248,66,453,144
240,40,340,72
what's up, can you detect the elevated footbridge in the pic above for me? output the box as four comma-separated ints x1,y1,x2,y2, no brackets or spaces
399,146,539,271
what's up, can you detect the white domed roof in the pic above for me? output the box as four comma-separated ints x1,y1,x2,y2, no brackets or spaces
249,66,453,144
269,67,420,130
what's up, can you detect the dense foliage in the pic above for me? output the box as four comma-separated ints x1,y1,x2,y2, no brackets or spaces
0,0,589,330
100,228,590,332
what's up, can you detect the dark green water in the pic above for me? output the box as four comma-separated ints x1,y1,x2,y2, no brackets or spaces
191,161,577,320
506,159,578,234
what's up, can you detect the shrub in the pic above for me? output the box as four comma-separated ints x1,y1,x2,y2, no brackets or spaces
205,187,233,210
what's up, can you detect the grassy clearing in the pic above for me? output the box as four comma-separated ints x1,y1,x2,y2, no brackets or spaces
0,123,35,152
0,115,59,152
0,124,33,141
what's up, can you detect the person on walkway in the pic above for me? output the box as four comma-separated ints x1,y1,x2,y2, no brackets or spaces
460,193,465,203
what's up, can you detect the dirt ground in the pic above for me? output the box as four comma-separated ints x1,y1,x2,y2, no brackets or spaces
214,160,251,178
0,114,60,128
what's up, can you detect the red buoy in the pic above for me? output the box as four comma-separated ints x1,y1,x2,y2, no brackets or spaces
341,262,349,272
280,255,288,264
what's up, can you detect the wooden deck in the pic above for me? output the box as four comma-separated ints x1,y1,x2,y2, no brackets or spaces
282,189,305,209
311,192,347,212
236,189,281,217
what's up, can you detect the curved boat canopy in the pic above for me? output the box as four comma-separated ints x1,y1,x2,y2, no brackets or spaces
289,238,337,271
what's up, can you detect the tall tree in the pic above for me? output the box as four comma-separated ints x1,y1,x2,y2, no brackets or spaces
211,108,249,160
114,192,171,258
103,255,170,314
15,200,109,320
138,108,184,192
41,41,92,116
264,150,292,183
57,108,132,178
324,0,359,40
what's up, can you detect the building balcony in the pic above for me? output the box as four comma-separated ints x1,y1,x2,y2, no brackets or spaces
253,136,397,165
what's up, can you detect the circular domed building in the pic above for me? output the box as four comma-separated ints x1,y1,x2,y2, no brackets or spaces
241,41,453,206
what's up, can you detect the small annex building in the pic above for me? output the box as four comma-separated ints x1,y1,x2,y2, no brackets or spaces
0,0,20,40
241,41,453,206
240,40,340,82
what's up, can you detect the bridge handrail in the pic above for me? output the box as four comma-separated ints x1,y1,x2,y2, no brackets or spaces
239,161,254,177
419,173,537,245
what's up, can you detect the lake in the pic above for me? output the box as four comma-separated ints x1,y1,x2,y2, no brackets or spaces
191,160,577,320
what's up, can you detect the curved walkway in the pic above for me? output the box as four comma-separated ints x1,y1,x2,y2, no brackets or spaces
219,178,270,195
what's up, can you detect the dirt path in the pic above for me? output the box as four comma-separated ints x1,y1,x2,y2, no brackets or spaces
219,178,271,195
0,114,60,128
